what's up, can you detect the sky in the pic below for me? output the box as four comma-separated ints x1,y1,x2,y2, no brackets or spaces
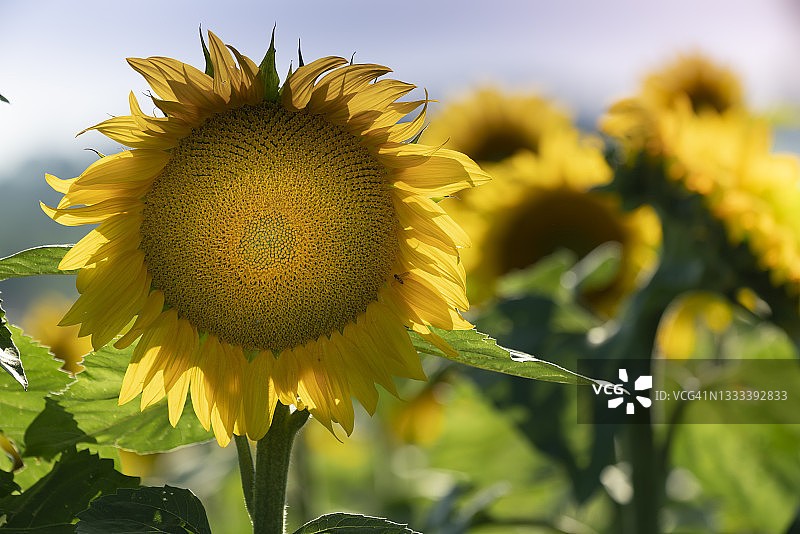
1,0,799,177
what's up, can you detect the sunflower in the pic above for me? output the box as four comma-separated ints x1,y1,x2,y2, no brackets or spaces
604,54,800,355
661,108,800,290
655,291,733,359
602,53,744,155
641,53,743,115
604,52,800,293
42,31,488,446
20,293,93,374
421,88,571,167
423,90,660,312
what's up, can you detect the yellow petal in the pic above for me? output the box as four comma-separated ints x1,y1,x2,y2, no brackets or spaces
330,329,380,415
392,191,471,249
45,173,76,194
118,310,174,405
282,56,348,111
364,301,426,381
390,147,490,196
241,350,277,440
115,290,165,350
190,335,222,430
397,235,465,288
59,213,142,270
342,320,398,396
42,198,142,226
308,63,392,115
405,268,469,311
127,56,212,102
389,276,472,331
74,150,169,187
363,90,429,145
61,251,145,326
80,115,178,149
84,266,150,349
165,319,199,427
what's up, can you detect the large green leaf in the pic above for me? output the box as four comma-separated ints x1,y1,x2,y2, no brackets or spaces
25,341,213,456
410,328,602,386
76,485,210,534
0,297,25,389
293,513,421,534
0,245,75,281
0,327,71,448
0,448,138,530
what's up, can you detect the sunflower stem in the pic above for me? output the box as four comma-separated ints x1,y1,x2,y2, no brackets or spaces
235,435,255,519
251,402,309,534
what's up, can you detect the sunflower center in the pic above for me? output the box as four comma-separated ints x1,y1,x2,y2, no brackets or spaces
684,80,730,114
494,187,626,273
468,126,539,163
140,103,398,353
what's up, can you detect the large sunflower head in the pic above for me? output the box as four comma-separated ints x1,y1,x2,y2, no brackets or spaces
425,90,660,312
42,31,488,446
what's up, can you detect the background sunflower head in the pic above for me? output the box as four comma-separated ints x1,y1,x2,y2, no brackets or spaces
602,53,744,156
421,88,572,167
425,89,661,313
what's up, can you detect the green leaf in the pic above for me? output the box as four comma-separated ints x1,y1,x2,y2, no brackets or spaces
565,241,622,293
0,468,20,498
28,341,213,455
297,39,304,68
0,93,8,104
259,25,279,102
0,448,138,530
199,26,213,78
0,245,75,281
0,327,71,448
292,512,420,534
496,249,576,300
23,397,95,460
76,485,210,534
0,296,26,389
410,328,602,386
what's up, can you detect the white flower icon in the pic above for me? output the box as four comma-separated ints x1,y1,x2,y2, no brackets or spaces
608,369,652,414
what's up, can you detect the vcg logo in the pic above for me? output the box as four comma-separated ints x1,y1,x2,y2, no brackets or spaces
592,369,652,414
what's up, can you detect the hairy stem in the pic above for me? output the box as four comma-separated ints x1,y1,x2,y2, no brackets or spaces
235,434,255,520
251,403,309,534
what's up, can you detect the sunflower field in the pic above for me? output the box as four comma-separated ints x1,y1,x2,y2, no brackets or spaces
1,7,800,534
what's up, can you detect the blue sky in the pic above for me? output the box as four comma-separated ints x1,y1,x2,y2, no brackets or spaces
1,0,799,176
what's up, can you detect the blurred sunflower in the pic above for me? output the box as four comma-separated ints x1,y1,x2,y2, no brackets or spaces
603,53,800,351
42,31,488,446
655,291,733,359
602,53,744,155
421,89,571,166
663,109,800,290
424,89,660,313
641,53,743,115
20,293,93,374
